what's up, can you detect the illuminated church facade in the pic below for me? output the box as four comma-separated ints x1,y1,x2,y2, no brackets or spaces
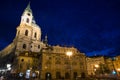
0,3,87,80
14,3,44,55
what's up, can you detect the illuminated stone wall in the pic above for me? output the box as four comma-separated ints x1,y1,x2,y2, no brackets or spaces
40,45,87,80
16,52,39,73
0,43,15,57
86,56,105,75
113,56,120,75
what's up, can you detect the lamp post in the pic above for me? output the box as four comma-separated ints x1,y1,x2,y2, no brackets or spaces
117,68,120,76
66,51,73,80
94,64,99,75
111,58,118,76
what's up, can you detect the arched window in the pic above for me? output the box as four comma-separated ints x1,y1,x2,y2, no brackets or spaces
23,44,26,49
25,30,28,36
21,59,24,62
55,61,61,64
26,18,29,23
38,45,40,49
27,13,31,16
34,32,37,38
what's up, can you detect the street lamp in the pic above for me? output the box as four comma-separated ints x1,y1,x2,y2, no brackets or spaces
66,51,73,80
94,64,99,75
66,51,73,58
116,68,120,76
94,64,99,68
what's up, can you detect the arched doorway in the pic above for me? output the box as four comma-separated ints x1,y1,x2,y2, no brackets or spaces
45,72,52,80
65,72,70,79
81,72,85,78
73,72,77,79
56,72,61,79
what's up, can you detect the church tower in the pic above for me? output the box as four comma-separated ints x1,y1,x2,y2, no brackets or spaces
14,3,43,55
20,2,33,26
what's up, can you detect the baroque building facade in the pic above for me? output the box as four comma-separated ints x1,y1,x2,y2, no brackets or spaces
86,56,105,75
39,45,87,79
0,3,87,80
112,56,120,75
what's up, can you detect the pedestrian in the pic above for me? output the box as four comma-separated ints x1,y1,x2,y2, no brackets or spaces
0,76,4,80
25,72,30,80
32,72,36,80
19,72,24,80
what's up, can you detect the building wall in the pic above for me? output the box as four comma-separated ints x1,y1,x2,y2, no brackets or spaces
40,45,87,80
113,56,120,75
86,56,105,75
105,58,114,73
16,52,39,74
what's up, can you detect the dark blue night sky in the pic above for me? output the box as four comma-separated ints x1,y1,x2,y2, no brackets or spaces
0,0,120,56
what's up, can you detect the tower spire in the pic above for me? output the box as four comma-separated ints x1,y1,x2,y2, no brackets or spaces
44,34,48,46
20,2,33,25
27,2,30,9
45,34,48,43
25,2,32,12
